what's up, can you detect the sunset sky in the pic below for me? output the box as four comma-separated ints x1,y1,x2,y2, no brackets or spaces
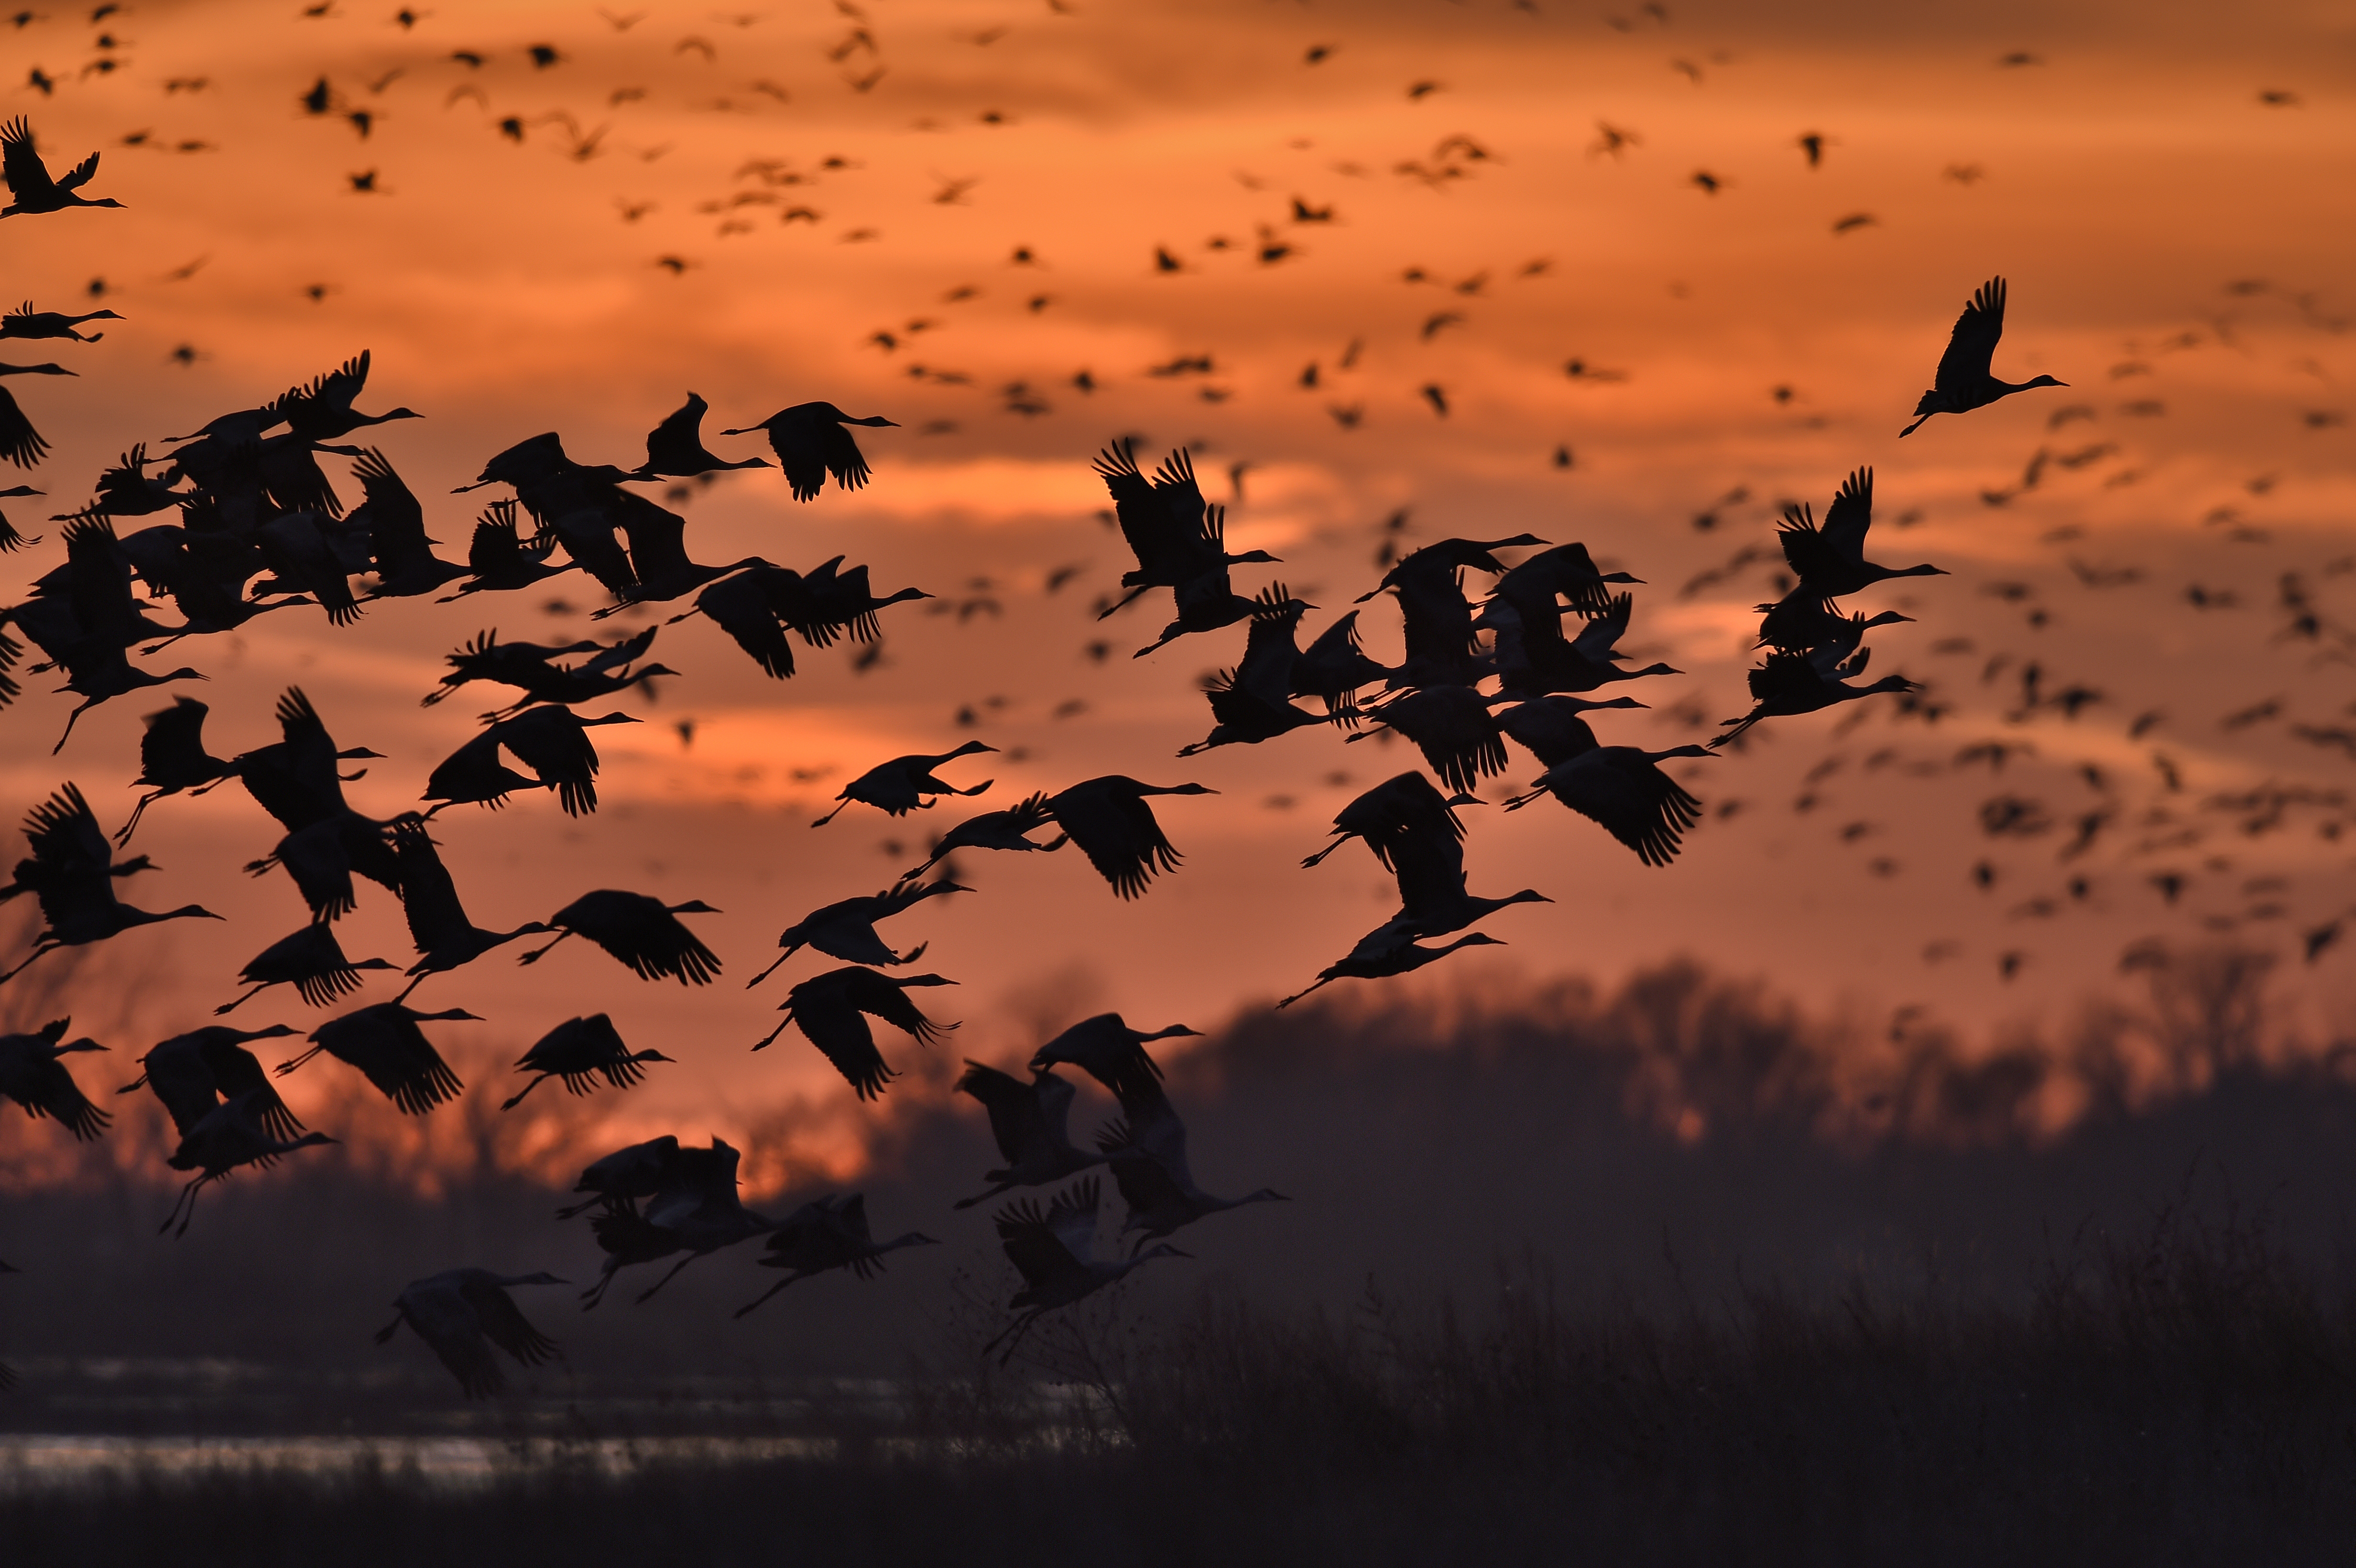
2,0,2353,1183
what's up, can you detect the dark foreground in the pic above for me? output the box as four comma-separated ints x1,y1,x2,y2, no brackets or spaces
8,1205,2356,1568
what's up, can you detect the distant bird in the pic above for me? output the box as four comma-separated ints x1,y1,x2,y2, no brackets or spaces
375,1269,566,1398
1,116,126,215
1900,277,2067,436
275,1001,476,1116
1797,131,1826,167
119,1023,303,1141
1278,930,1506,1008
900,792,1068,879
733,1194,938,1318
631,392,772,480
747,877,968,983
2,301,120,342
217,922,399,1013
1039,775,1216,898
157,1090,338,1237
1775,469,1946,600
982,1177,1189,1364
811,741,996,825
501,1013,672,1110
0,784,220,982
1094,1073,1285,1252
951,1061,1104,1209
1029,1013,1195,1101
115,696,237,843
389,817,554,999
517,889,721,984
754,966,958,1099
720,403,897,501
0,1017,109,1140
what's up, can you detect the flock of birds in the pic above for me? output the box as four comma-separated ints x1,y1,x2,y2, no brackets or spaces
0,109,2073,1395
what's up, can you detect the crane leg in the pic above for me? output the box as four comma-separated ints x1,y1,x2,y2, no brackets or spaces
634,1253,698,1304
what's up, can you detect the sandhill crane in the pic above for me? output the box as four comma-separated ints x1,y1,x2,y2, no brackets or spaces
0,481,39,551
389,817,554,998
748,877,969,983
580,1136,771,1307
1358,534,1542,687
243,808,401,924
502,1014,672,1109
435,627,677,718
116,696,237,843
423,709,638,817
1278,930,1506,1008
719,402,897,501
1482,591,1680,702
269,350,419,444
556,1132,681,1220
233,688,387,840
2,301,120,342
952,1061,1104,1209
754,966,958,1099
275,1002,476,1116
159,1090,338,1237
518,890,722,984
1029,1013,1196,1101
217,923,400,1013
1327,788,1547,944
1039,775,1215,898
811,741,995,826
733,1193,938,1317
1497,699,1715,865
901,792,1068,879
422,628,610,708
0,784,220,982
1291,609,1395,714
631,392,772,480
1491,541,1641,623
1179,586,1348,755
253,510,365,627
1091,442,1278,617
0,366,66,469
1094,1073,1286,1251
376,1269,567,1398
982,1177,1189,1364
436,500,571,600
120,1024,304,1141
667,559,931,681
1131,569,1267,659
349,449,467,600
1776,469,1944,599
1351,686,1506,795
1,117,126,215
1302,770,1475,870
1752,595,1912,658
1713,650,1917,746
1900,277,2066,436
0,1018,109,1140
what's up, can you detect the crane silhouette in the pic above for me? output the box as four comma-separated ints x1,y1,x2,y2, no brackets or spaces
389,816,555,998
1039,775,1216,898
274,1001,477,1116
1900,276,2066,436
115,696,238,844
631,392,772,479
982,1177,1189,1364
0,360,72,468
811,741,995,826
578,1136,772,1307
1,117,126,215
159,1090,338,1237
556,1132,681,1220
0,784,220,982
1278,930,1506,1008
748,876,969,982
951,1060,1105,1209
753,966,958,1100
375,1268,567,1398
733,1193,938,1318
120,1023,304,1142
423,708,639,817
0,1017,110,1140
1094,1071,1286,1252
2,301,121,342
901,792,1068,878
502,1013,672,1110
1497,699,1715,865
1029,1013,1196,1100
217,923,399,1013
1091,441,1279,617
517,889,722,984
1775,469,1944,599
719,402,897,500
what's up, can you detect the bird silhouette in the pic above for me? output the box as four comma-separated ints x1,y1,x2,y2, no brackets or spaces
1499,705,1714,865
1039,775,1215,898
981,1177,1188,1364
811,741,995,826
748,876,969,983
375,1269,566,1398
269,350,419,443
1350,686,1507,795
1094,1071,1286,1252
1301,771,1476,871
389,817,555,999
1091,441,1279,617
437,499,571,600
733,1193,938,1317
517,889,722,984
1,116,126,215
119,1023,303,1141
631,392,772,479
901,792,1068,879
720,403,896,501
1900,277,2066,436
0,1017,110,1140
0,784,219,981
1277,930,1506,1008
274,1001,477,1115
114,696,237,843
1775,469,1945,599
1029,1013,1196,1101
951,1060,1106,1209
157,1089,338,1237
217,922,399,1013
0,359,73,468
1178,586,1350,755
349,449,467,599
556,1132,682,1220
423,707,638,817
1481,590,1681,702
0,483,40,553
579,1137,772,1307
1714,650,1918,746
2,301,120,342
754,966,959,1098
501,1013,672,1110
1358,534,1542,688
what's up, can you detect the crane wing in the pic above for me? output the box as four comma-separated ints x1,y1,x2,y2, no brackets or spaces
1933,276,2007,395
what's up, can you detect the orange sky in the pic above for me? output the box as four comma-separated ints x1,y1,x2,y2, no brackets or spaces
2,0,2354,1180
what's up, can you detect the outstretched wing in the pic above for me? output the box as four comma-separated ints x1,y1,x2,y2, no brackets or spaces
1933,276,2006,395
462,1278,562,1368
